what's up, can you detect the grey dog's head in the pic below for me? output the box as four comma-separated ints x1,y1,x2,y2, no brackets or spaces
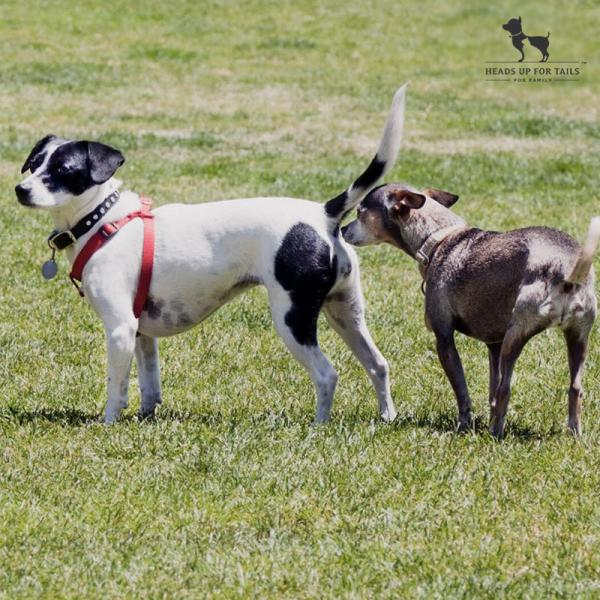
15,135,124,209
341,183,460,255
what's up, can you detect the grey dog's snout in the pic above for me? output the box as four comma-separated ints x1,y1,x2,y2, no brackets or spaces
15,184,31,206
341,223,355,243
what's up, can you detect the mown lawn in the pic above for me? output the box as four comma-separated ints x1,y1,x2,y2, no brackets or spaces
1,0,599,597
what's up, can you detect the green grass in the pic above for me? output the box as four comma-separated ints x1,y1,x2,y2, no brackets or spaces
1,0,600,597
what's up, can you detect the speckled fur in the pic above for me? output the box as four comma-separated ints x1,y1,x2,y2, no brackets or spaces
343,183,598,438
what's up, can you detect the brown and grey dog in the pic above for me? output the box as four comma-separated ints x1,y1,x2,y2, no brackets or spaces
342,183,600,438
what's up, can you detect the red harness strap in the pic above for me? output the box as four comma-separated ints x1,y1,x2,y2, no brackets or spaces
70,196,155,318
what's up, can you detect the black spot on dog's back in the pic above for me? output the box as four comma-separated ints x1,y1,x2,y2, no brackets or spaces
275,223,338,345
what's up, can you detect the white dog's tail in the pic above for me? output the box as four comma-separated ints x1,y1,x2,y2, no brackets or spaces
566,217,600,284
324,84,407,225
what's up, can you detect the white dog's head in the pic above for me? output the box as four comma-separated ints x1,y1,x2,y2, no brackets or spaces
15,135,124,209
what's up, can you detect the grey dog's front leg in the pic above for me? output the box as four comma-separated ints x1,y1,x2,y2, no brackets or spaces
435,330,472,431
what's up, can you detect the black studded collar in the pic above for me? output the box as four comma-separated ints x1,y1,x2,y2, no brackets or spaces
47,190,120,250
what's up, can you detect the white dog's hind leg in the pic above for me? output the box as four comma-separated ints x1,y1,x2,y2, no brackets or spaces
268,288,338,423
104,321,137,423
135,334,162,419
324,287,396,423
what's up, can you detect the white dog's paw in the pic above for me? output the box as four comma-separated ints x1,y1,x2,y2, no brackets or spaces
380,406,397,423
104,408,123,424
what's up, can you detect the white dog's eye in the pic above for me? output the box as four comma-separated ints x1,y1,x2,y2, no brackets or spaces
30,156,44,172
55,165,68,176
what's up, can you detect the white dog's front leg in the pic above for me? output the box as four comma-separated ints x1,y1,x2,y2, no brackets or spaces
135,334,162,419
104,322,137,423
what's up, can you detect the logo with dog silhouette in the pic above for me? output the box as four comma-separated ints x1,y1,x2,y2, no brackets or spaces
502,16,550,62
484,17,585,83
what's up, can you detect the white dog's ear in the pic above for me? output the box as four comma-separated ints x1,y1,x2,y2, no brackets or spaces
86,141,125,184
21,134,56,173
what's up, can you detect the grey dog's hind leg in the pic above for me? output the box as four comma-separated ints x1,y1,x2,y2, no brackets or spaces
563,326,591,435
489,325,534,439
487,342,502,409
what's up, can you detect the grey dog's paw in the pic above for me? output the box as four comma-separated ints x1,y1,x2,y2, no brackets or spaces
456,417,473,434
137,408,157,421
488,420,505,440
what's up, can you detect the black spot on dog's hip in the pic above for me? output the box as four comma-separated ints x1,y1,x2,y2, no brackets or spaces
145,296,164,319
275,223,338,345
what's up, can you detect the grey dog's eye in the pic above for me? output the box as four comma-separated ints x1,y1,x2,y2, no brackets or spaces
55,165,68,175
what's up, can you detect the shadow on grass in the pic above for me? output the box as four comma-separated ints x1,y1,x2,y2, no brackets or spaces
0,405,301,429
0,406,100,426
157,406,563,441
154,406,300,428
1,405,563,440
392,411,562,441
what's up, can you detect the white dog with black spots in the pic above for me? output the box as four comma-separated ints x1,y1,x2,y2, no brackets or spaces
15,85,407,424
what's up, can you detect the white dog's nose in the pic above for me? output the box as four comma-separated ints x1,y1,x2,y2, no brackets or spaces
15,184,31,206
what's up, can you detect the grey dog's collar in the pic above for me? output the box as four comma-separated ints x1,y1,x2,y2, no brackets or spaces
415,224,466,266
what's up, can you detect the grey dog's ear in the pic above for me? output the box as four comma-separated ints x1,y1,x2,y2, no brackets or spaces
21,134,56,173
424,188,459,208
389,188,426,213
86,141,125,184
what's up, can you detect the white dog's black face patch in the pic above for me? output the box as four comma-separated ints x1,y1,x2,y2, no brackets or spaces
15,135,124,209
20,134,58,175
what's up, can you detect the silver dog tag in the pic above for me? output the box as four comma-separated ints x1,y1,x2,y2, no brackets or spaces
42,259,58,280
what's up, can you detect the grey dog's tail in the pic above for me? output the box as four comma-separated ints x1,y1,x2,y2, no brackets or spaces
566,217,600,284
324,84,407,225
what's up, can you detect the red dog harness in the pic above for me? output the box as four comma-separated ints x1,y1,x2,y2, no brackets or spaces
70,196,155,318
